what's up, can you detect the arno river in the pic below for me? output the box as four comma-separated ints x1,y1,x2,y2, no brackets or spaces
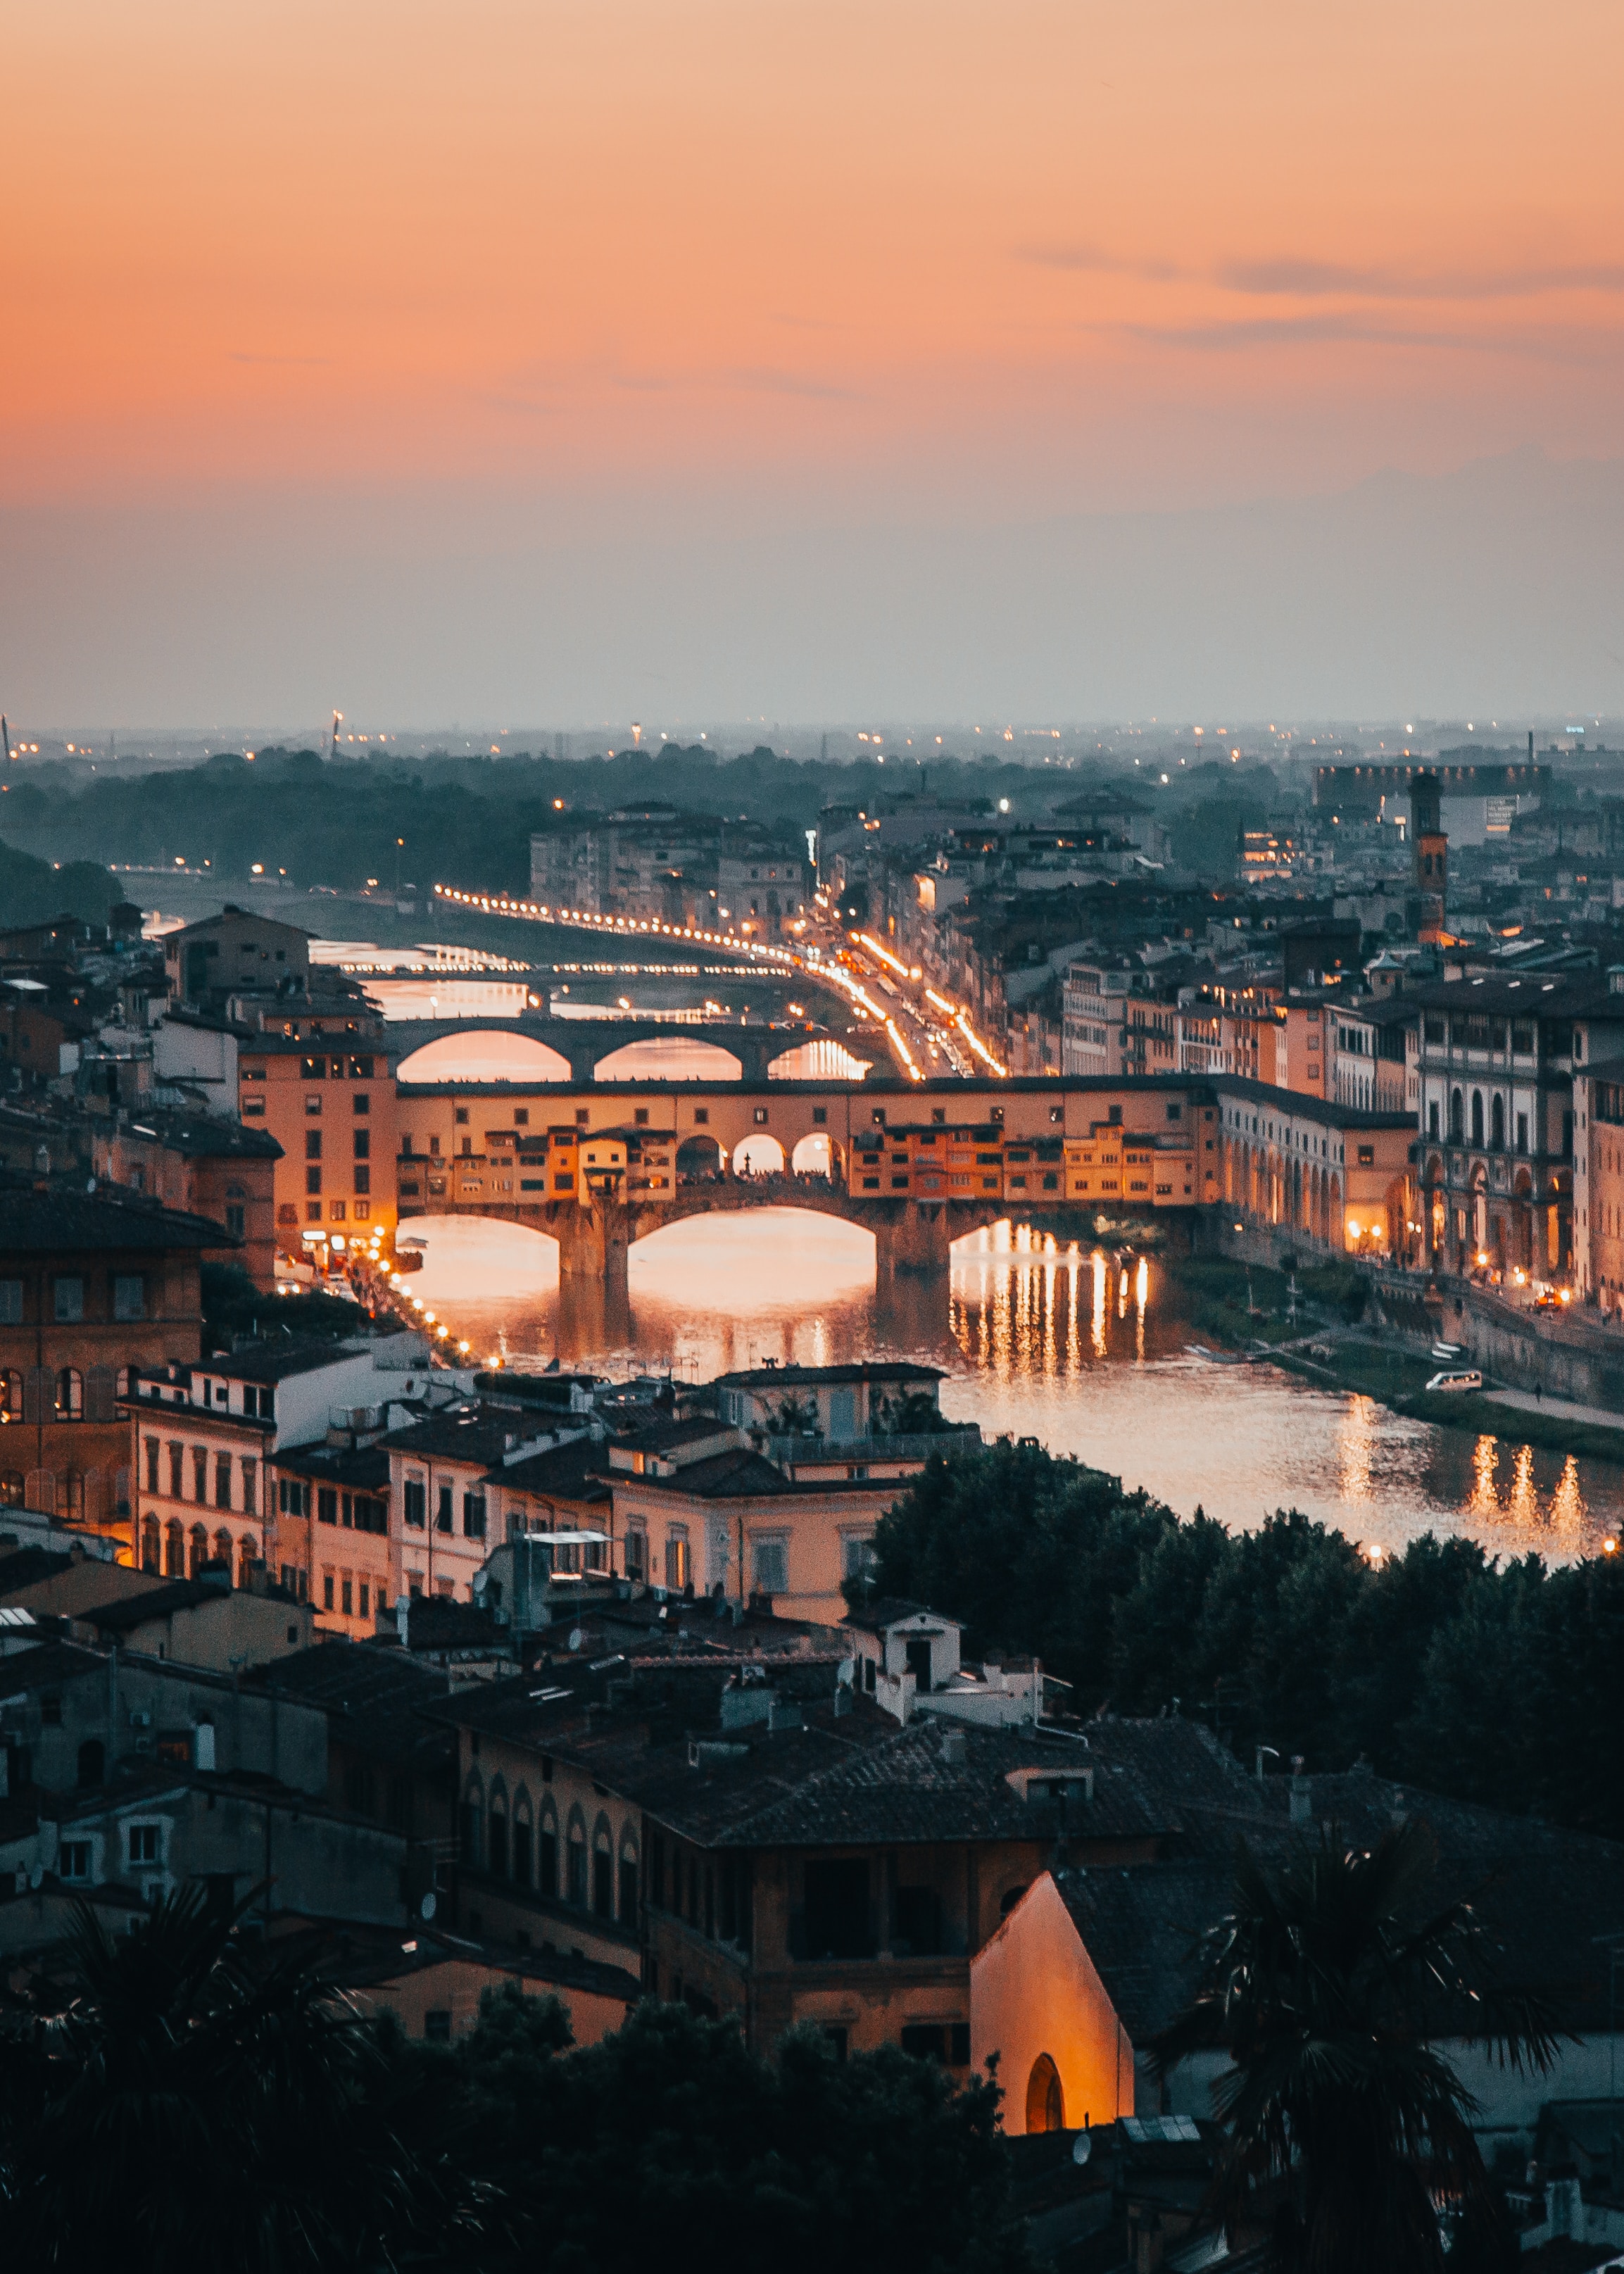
401,1208,1624,1562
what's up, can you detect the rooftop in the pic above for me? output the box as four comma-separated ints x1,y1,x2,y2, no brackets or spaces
0,1179,232,1255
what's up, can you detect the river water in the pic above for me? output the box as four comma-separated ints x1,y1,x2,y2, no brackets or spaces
399,1208,1623,1562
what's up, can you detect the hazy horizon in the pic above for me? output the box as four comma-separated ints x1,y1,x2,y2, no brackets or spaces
6,2,1622,729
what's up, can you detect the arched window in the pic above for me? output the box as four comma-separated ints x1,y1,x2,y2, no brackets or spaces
567,1811,588,1906
77,1739,104,1788
0,1370,21,1421
56,1472,86,1523
0,1473,22,1509
53,1369,82,1421
237,1533,258,1587
1026,2053,1064,2135
1491,1094,1505,1150
593,1817,614,1918
512,1791,534,1889
165,1519,186,1576
1471,1091,1485,1147
140,1516,160,1573
1449,1088,1464,1142
488,1781,510,1880
539,1802,559,1899
460,1775,484,1868
213,1527,233,1569
618,1831,639,1924
188,1523,209,1577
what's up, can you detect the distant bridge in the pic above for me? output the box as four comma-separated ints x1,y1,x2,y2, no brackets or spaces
386,1016,864,1086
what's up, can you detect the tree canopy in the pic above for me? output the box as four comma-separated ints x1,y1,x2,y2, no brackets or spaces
859,1440,1624,1837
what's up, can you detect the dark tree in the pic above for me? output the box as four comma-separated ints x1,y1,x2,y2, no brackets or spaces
0,1887,477,2273
1153,1823,1557,2273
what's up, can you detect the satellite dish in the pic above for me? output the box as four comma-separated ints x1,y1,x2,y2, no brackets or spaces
1073,2130,1093,2166
420,1890,437,1921
567,1627,584,1652
28,1865,43,1891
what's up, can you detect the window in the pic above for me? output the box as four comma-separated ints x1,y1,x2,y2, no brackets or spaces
624,1531,646,1579
403,1478,426,1528
0,1281,21,1326
341,1576,353,1616
353,1127,370,1160
424,2010,452,2042
751,1535,788,1595
463,1493,486,1540
539,1818,559,1899
113,1274,146,1321
53,1277,84,1324
214,1454,233,1510
353,1092,371,1114
61,1842,92,1883
318,1488,338,1526
567,1824,587,1906
240,1458,256,1514
306,1167,322,1196
436,1483,453,1533
842,1534,876,1581
619,1850,638,1922
665,1532,690,1592
128,1823,160,1866
144,1437,160,1492
454,1107,470,1125
802,1858,871,1959
895,1884,943,1955
54,1369,83,1421
593,1837,612,1918
306,1131,322,1160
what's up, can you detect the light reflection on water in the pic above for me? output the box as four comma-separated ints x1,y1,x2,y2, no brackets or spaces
402,1210,1624,1559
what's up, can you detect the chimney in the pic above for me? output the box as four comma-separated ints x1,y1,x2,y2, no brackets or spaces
939,1726,967,1765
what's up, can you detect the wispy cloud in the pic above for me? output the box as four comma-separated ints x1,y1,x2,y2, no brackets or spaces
726,366,864,403
1019,241,1183,282
228,350,331,366
1221,257,1624,301
1118,312,1623,360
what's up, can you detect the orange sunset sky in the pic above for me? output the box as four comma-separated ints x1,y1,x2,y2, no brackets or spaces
4,1,1623,724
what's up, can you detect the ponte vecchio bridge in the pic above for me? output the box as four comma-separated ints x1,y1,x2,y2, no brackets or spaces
379,1024,1414,1297
244,1021,1414,1301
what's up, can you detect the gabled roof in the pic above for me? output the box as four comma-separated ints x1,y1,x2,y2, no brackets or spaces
486,1436,610,1502
841,1597,957,1635
123,1112,283,1162
376,1407,541,1464
0,1639,111,1690
76,1576,298,1631
271,1443,391,1490
0,1181,231,1254
247,1638,455,1761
